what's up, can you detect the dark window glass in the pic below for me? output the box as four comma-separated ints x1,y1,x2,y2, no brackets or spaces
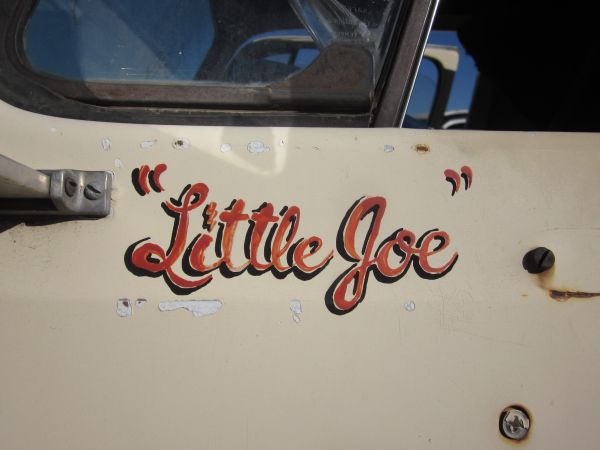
23,0,403,89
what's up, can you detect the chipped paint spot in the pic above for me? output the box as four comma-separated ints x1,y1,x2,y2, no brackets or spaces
172,138,190,150
140,139,156,149
117,299,132,317
404,300,416,312
220,143,232,153
278,139,285,147
158,300,222,317
247,141,270,154
414,143,430,153
383,144,395,153
114,158,124,169
136,298,147,308
290,299,302,323
101,138,111,151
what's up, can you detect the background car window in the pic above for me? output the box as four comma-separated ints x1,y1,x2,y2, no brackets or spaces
406,0,600,132
404,30,478,129
405,57,438,127
428,31,477,114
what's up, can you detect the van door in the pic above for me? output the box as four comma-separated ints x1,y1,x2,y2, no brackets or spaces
1,1,600,449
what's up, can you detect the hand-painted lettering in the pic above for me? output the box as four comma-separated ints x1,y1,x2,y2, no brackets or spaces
125,177,458,314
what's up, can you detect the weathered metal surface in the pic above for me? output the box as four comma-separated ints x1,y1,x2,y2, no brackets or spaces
1,99,600,449
0,154,49,198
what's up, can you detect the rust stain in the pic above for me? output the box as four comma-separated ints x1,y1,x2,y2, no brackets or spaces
414,143,430,153
549,289,600,302
533,268,600,302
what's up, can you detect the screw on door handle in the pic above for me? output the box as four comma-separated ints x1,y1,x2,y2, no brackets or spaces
64,177,78,197
84,183,103,200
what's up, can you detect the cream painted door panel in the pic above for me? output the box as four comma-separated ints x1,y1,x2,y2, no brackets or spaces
1,99,600,449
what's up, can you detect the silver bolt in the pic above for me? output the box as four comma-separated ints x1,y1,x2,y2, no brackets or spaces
500,406,530,441
84,183,103,200
64,177,78,197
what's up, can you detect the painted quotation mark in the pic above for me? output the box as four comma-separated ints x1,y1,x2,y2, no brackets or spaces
444,166,473,196
132,163,167,196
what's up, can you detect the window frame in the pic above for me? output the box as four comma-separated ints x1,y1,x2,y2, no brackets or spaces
0,0,437,127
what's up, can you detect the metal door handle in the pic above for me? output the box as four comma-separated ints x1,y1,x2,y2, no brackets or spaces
0,154,111,217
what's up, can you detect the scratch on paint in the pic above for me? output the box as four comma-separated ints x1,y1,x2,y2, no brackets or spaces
140,139,156,149
116,299,132,317
158,300,222,317
404,300,416,312
247,141,270,154
101,138,111,151
290,299,302,323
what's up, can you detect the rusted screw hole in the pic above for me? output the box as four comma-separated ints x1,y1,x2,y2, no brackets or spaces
500,405,530,441
172,138,190,150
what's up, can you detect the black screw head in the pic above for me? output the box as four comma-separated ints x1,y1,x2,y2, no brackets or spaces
522,247,555,274
84,183,103,200
64,178,78,197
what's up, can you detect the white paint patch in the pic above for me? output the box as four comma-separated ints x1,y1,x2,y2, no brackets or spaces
49,127,58,133
247,141,270,154
404,300,416,312
101,138,111,151
172,138,190,150
117,299,132,317
278,139,285,147
114,158,124,169
140,139,156,149
384,144,395,153
136,298,147,308
290,299,302,323
158,300,222,317
220,143,232,153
